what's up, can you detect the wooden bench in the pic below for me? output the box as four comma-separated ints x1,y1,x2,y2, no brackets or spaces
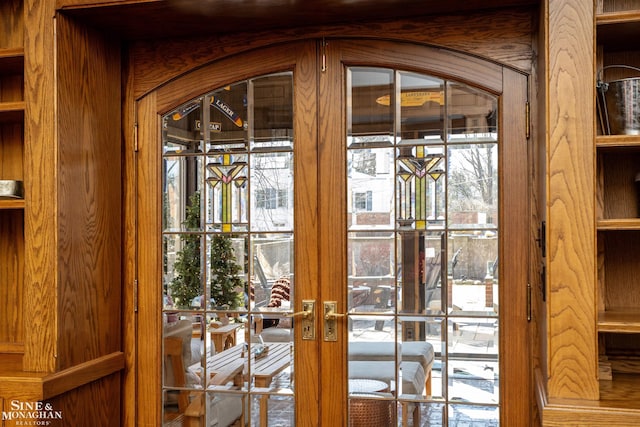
188,342,291,427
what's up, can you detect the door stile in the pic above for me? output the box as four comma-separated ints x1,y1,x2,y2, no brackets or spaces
293,41,321,427
317,39,349,426
135,92,163,427
499,68,531,425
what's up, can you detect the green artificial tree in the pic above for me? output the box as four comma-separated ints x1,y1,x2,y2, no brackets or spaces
170,192,202,309
210,234,244,310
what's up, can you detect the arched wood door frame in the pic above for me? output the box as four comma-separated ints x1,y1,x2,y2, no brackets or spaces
129,38,530,426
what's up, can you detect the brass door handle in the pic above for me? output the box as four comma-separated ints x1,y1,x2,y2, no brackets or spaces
286,300,315,340
323,301,345,341
286,308,313,319
324,309,346,320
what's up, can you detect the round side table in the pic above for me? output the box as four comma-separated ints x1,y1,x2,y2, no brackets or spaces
348,379,394,427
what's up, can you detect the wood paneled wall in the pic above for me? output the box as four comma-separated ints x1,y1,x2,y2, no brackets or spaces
0,0,23,48
128,8,536,100
55,12,122,370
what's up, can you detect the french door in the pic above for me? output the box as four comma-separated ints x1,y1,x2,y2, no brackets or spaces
135,39,529,426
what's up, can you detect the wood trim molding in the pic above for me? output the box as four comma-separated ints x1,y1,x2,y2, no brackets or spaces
0,352,124,401
129,8,534,99
537,367,640,426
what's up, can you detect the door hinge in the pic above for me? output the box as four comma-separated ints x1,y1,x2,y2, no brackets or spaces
525,101,530,140
321,38,327,73
134,123,139,152
526,282,532,322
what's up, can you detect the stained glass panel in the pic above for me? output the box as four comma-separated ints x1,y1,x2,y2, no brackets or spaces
205,153,248,232
396,145,445,230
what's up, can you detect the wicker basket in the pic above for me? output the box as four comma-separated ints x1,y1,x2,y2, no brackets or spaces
349,394,394,427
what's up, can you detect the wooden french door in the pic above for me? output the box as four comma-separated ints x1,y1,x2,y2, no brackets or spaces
134,39,529,426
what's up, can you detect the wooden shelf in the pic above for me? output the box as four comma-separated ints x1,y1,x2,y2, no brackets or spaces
597,11,640,51
0,199,24,209
597,218,640,230
597,10,640,25
597,135,640,149
0,47,24,74
599,310,640,333
600,374,640,411
0,101,25,123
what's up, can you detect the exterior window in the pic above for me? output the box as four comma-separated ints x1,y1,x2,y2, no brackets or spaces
256,188,288,209
353,191,372,211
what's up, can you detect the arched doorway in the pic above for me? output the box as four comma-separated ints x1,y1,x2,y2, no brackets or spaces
134,39,529,426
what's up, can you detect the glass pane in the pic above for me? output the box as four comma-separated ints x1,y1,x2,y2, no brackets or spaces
448,318,499,404
207,234,248,312
250,234,293,308
348,67,394,147
164,232,205,310
252,73,294,151
396,145,445,230
449,404,499,426
399,71,445,144
163,312,206,426
250,152,293,232
348,147,394,230
348,232,396,314
163,98,203,154
207,83,248,153
163,156,204,232
348,393,395,426
398,317,444,400
251,395,294,426
204,391,247,427
448,231,498,316
447,143,498,230
397,231,446,316
447,82,498,143
404,402,445,426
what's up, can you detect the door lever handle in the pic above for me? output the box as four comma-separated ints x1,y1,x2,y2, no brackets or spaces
324,309,346,320
286,300,315,340
286,308,313,319
323,301,345,341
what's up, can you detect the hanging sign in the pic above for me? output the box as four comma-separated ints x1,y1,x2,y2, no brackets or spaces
171,101,200,121
195,120,222,132
211,96,244,128
376,91,444,107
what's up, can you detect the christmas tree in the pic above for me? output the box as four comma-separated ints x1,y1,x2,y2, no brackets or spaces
170,192,202,309
210,234,244,310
